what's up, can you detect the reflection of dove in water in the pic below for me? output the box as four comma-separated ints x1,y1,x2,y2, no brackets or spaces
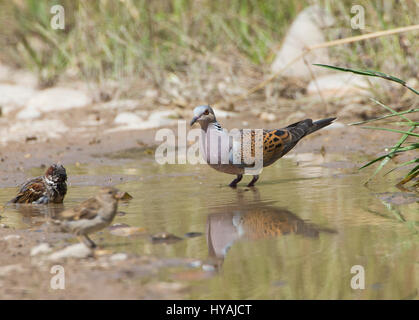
190,105,336,187
206,203,336,262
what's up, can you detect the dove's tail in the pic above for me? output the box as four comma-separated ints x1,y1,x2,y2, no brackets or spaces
306,117,337,135
285,117,336,140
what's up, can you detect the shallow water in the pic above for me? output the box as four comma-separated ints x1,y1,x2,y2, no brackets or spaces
0,152,417,299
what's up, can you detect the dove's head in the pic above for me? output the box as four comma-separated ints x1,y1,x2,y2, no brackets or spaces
190,105,216,127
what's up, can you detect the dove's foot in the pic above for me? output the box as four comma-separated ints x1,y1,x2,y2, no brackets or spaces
229,174,243,188
247,175,259,187
80,235,97,249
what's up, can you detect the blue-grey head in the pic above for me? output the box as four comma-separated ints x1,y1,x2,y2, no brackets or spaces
190,105,216,127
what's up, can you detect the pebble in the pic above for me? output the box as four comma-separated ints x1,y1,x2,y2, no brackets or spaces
47,243,93,261
30,243,52,256
0,264,25,277
3,235,21,241
109,253,128,262
260,112,277,122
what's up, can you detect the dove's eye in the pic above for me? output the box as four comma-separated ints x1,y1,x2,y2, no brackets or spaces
203,110,209,115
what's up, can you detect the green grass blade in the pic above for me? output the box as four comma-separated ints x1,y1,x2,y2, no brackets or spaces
360,126,419,137
313,64,419,95
384,158,419,176
349,109,419,126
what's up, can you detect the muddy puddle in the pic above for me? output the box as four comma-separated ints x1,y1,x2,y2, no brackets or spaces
0,151,417,299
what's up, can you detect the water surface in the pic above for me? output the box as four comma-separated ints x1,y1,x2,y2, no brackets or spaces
0,152,417,299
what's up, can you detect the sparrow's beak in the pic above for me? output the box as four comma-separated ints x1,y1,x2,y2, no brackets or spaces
116,191,132,200
115,192,125,200
190,116,199,126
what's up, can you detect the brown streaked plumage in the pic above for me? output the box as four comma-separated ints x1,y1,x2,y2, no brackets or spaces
10,164,67,204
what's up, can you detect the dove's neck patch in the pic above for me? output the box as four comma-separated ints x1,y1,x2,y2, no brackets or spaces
210,121,223,132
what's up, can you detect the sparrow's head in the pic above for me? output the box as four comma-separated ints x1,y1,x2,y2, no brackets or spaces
190,105,216,127
45,164,67,184
97,187,124,202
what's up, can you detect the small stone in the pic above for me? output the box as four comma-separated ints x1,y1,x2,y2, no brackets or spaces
0,264,25,277
47,243,93,261
16,108,42,120
202,264,216,272
188,260,202,268
109,226,146,237
151,232,183,244
0,84,36,108
109,253,128,262
184,232,203,238
27,87,92,112
3,235,21,241
260,112,277,122
30,243,52,256
114,112,143,126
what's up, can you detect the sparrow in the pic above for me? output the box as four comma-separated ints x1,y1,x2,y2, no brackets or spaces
10,164,67,204
52,187,124,248
190,105,336,187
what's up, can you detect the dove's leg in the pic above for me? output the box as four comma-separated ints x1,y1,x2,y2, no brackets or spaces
247,175,259,187
229,174,243,188
80,235,97,248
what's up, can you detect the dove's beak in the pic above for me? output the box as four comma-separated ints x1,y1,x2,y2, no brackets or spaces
190,116,199,126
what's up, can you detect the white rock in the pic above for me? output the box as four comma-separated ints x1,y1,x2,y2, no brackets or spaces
16,107,42,120
144,89,159,98
114,112,143,126
212,108,237,119
26,87,92,113
30,243,52,256
0,84,36,108
47,243,93,261
98,99,141,111
3,235,21,241
148,110,178,121
0,264,24,277
271,5,335,79
260,112,277,122
106,109,179,133
0,64,37,87
109,253,128,262
0,119,69,144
